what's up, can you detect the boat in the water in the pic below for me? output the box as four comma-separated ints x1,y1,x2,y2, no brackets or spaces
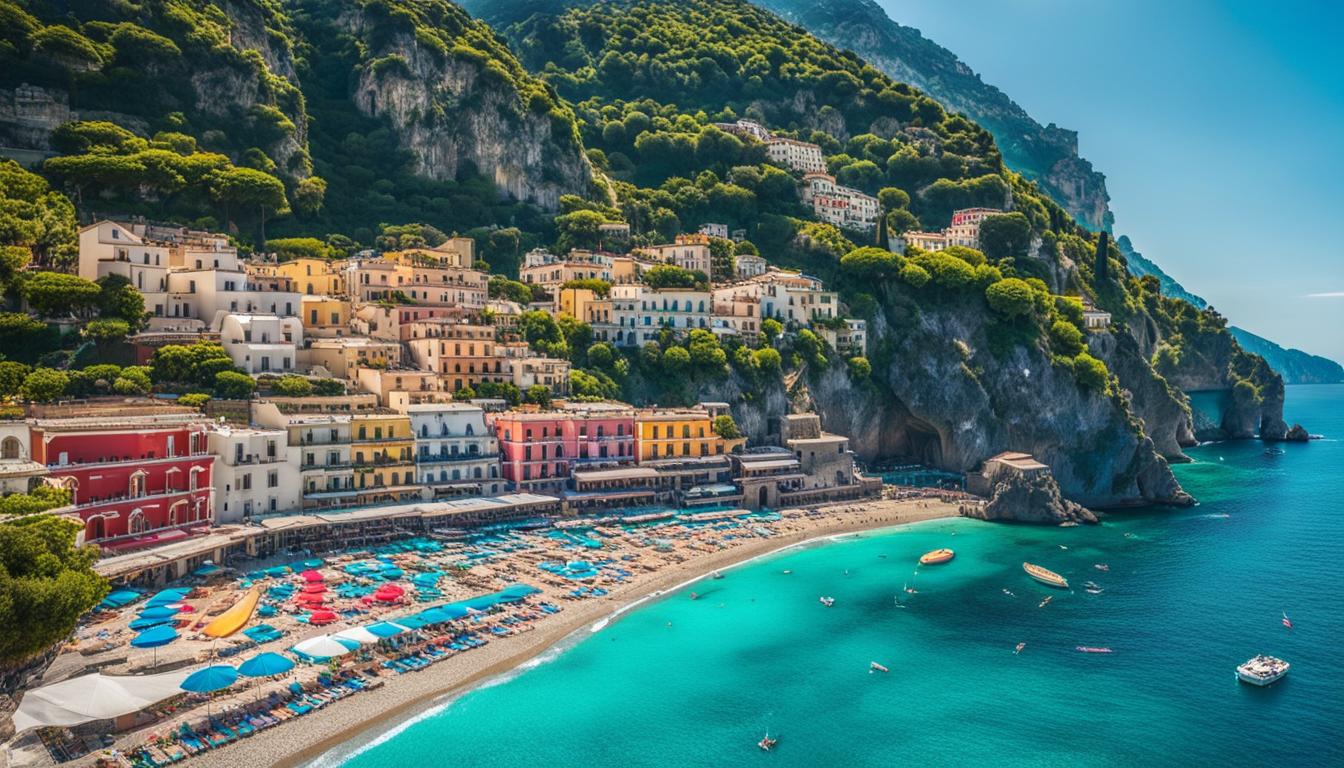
1076,646,1113,654
758,733,778,751
1002,588,1016,598
1094,563,1110,572
1236,655,1290,686
1014,642,1026,655
690,592,699,600
918,548,955,565
819,596,835,607
870,661,889,673
1023,562,1069,589
711,571,723,580
1038,595,1053,608
782,570,792,575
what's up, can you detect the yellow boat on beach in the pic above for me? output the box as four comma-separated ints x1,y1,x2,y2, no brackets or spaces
919,548,955,565
1022,562,1069,589
202,587,260,638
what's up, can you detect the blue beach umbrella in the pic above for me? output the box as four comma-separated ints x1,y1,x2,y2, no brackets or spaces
137,605,180,620
302,558,324,569
131,625,178,648
239,652,295,678
145,588,191,607
365,621,409,638
129,616,173,631
181,665,239,693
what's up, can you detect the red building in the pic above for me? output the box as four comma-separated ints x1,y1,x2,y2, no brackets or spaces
31,414,214,546
492,407,635,494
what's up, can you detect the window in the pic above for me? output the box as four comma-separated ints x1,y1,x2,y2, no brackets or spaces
268,471,278,488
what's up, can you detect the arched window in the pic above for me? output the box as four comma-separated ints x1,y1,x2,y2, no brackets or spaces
0,436,20,460
128,509,148,535
129,470,147,498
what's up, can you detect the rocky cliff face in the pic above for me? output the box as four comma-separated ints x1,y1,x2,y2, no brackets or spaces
326,2,591,210
791,296,1190,509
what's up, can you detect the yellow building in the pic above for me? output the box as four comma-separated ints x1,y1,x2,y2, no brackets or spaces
301,295,350,337
249,257,348,297
635,409,745,462
557,287,598,321
350,413,418,498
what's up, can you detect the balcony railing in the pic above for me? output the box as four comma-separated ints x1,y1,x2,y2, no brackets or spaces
74,486,209,511
416,452,500,464
47,451,210,470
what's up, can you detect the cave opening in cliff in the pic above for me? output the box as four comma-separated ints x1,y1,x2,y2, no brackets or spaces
886,415,946,469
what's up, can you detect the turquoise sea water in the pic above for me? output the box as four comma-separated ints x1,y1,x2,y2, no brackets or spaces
317,385,1344,768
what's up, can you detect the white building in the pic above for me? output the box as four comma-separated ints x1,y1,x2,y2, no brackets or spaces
817,318,868,355
400,402,504,496
208,426,300,522
765,137,827,174
899,231,949,253
0,422,46,495
609,285,714,347
712,119,772,142
635,235,712,276
218,314,302,374
734,253,768,279
945,207,1002,249
78,221,171,320
800,173,880,232
166,268,301,325
698,223,729,239
252,404,357,511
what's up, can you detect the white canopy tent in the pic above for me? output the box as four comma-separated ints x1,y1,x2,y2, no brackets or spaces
12,669,191,734
331,626,380,645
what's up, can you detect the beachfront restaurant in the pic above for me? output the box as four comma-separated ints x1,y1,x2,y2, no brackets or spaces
565,467,660,511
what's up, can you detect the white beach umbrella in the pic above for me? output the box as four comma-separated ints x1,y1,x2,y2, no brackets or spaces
291,635,358,659
331,626,381,646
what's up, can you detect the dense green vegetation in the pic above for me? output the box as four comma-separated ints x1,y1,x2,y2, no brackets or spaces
0,514,107,663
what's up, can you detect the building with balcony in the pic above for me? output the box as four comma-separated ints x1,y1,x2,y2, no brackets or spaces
636,234,712,275
608,286,713,347
32,412,214,545
349,412,419,505
218,313,302,374
520,250,614,292
247,257,348,297
356,368,443,406
301,337,401,379
400,402,503,497
899,231,949,252
253,402,357,511
353,304,467,342
492,406,636,494
208,426,299,522
734,253,768,279
800,173,880,231
635,409,744,463
345,257,488,308
945,207,1002,249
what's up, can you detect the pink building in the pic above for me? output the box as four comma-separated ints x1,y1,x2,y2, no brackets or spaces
492,407,635,494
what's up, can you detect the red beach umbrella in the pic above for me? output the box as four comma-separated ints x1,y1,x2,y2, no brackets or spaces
300,570,324,582
298,593,325,605
308,610,337,625
301,584,327,594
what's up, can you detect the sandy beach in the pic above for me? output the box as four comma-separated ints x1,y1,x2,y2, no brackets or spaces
171,497,960,768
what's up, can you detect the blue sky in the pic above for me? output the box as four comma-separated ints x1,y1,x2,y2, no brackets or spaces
876,0,1344,362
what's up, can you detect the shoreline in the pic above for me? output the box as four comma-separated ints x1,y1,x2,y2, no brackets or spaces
180,499,961,768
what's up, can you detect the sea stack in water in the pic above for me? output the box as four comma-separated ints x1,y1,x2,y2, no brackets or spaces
966,451,1098,524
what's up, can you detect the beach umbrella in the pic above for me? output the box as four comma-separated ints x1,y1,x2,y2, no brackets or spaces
301,584,327,594
300,570,324,582
307,610,338,625
365,622,409,639
145,588,191,607
332,627,380,646
129,617,174,631
265,566,290,577
302,558,324,569
180,665,238,694
131,625,178,648
291,635,358,660
137,605,179,620
239,652,295,678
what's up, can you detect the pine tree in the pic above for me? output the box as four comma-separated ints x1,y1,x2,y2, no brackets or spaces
876,209,890,251
1095,231,1110,281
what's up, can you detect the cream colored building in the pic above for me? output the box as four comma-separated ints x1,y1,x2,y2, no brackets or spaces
0,422,46,495
208,426,300,521
398,402,504,496
800,173,880,232
636,234,712,275
765,136,827,174
301,295,350,338
301,337,401,378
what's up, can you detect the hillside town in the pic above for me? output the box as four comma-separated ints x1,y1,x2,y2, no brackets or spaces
0,211,963,588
